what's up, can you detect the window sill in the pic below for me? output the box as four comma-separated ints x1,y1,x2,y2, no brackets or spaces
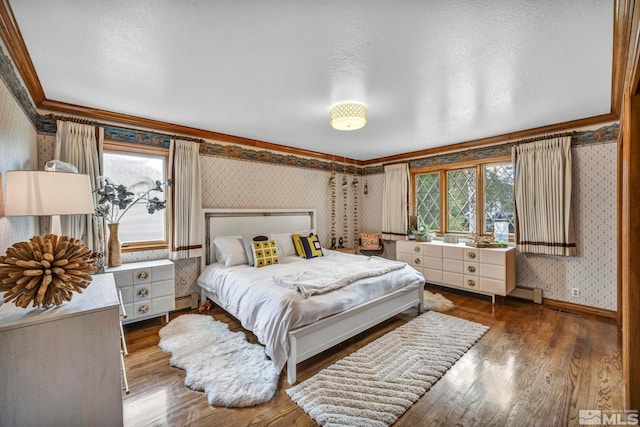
121,241,168,253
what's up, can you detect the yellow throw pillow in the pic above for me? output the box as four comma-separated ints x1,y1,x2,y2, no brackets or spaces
292,234,324,259
252,240,279,268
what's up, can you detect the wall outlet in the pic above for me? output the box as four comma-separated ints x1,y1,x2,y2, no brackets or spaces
571,287,580,297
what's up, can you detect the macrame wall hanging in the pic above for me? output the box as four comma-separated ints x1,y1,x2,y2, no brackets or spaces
352,162,358,249
341,162,348,248
329,165,337,249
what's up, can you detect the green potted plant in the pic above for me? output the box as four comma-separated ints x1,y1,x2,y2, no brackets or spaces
407,226,417,240
416,224,433,242
94,177,172,267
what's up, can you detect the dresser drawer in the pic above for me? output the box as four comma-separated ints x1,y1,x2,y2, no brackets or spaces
464,262,479,275
464,248,479,261
133,267,152,285
443,246,463,260
152,264,174,282
480,264,505,280
423,268,443,283
442,271,463,287
479,249,506,266
397,253,421,270
443,258,463,273
423,245,442,258
464,275,479,290
423,256,442,270
397,241,424,255
480,277,507,295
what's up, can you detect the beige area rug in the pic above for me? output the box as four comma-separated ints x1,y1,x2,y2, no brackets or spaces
158,314,279,407
287,311,488,427
424,289,454,312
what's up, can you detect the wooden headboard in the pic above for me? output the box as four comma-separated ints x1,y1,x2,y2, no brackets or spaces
201,208,316,268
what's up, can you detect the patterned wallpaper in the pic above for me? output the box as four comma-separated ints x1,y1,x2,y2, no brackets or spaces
0,58,38,257
516,142,617,310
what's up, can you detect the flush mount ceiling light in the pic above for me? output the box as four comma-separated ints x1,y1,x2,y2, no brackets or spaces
329,101,367,131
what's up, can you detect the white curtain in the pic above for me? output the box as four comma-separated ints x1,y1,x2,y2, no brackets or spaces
54,121,103,252
168,139,203,260
513,136,576,256
381,163,409,240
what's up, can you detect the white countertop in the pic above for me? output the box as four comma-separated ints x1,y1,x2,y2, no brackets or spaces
0,273,119,331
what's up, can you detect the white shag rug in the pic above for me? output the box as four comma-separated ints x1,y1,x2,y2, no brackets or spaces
158,314,279,407
424,289,455,312
287,311,488,427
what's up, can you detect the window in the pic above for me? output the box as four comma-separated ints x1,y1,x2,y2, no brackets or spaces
483,164,515,233
102,141,169,251
413,157,514,237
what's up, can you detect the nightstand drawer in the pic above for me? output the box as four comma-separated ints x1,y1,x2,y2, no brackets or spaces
152,280,175,298
133,284,152,301
153,295,175,313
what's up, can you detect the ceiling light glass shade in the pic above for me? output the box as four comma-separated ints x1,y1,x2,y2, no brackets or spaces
329,101,367,131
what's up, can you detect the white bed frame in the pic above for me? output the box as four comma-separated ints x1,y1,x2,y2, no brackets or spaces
200,208,424,384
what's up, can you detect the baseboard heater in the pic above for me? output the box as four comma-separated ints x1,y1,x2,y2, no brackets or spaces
174,293,199,311
509,287,543,304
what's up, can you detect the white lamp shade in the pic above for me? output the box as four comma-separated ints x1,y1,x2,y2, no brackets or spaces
4,171,95,216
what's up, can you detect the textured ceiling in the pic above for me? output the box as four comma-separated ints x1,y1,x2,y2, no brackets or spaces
9,0,613,160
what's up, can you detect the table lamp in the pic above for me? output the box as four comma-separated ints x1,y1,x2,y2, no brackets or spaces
0,170,97,308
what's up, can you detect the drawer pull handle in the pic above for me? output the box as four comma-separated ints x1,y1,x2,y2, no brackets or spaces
138,305,149,314
467,279,476,287
138,271,149,280
468,252,476,259
414,258,421,265
413,246,421,253
468,265,476,273
137,288,149,297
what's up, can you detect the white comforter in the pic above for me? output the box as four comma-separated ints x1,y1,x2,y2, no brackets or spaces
196,250,424,371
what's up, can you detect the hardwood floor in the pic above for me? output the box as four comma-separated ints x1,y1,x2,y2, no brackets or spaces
121,290,623,426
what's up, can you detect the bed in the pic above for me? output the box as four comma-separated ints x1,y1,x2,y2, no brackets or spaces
197,208,425,384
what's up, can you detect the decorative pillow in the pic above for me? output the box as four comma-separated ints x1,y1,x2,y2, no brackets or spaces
213,235,247,267
292,234,324,259
252,240,279,268
242,235,269,266
360,233,381,250
270,232,296,257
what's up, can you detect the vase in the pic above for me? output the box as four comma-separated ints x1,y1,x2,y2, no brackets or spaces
107,223,122,268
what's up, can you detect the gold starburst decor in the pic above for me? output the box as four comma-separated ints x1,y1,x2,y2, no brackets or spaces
0,234,95,309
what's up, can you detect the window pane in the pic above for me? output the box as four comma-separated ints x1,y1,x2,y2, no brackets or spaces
103,151,166,243
447,169,476,233
416,173,440,231
483,163,514,234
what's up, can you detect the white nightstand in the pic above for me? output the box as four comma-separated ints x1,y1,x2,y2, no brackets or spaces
106,259,175,324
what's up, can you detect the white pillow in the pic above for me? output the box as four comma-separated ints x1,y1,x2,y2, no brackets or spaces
270,232,296,257
213,235,247,267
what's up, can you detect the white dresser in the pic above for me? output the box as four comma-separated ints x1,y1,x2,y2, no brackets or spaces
106,259,175,324
397,240,516,303
0,273,123,427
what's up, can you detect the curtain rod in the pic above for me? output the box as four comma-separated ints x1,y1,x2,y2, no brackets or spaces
512,131,575,146
47,114,206,144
